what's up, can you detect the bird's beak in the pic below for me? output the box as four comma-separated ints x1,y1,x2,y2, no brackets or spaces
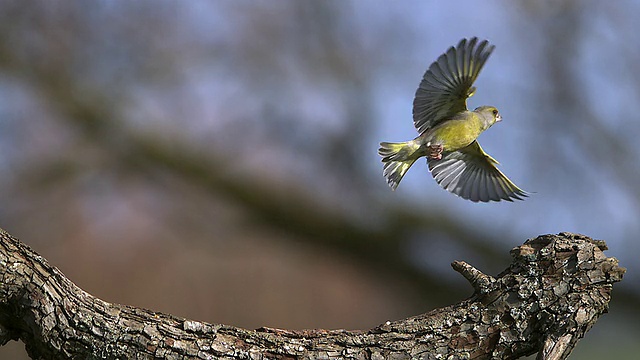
496,114,502,122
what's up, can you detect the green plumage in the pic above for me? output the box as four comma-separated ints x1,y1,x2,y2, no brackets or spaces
378,38,528,202
427,111,485,151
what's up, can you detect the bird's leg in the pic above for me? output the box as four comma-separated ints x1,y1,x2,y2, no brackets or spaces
427,144,444,160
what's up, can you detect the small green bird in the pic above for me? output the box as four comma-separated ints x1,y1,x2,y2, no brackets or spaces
378,37,527,202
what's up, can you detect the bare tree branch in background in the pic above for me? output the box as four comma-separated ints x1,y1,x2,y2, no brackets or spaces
523,0,640,204
0,1,512,305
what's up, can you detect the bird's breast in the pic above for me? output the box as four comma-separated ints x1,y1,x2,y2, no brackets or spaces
425,118,483,151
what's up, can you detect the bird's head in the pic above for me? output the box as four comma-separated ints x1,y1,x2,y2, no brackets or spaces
474,105,502,129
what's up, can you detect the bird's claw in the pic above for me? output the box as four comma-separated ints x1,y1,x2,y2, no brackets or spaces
427,144,443,160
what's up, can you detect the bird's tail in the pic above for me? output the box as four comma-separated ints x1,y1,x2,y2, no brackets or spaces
378,141,420,190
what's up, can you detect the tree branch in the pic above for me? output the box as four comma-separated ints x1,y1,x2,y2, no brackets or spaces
0,229,624,359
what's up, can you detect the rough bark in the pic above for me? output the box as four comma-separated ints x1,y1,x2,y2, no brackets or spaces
0,229,625,360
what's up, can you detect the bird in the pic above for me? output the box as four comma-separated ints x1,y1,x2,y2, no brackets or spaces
378,37,528,202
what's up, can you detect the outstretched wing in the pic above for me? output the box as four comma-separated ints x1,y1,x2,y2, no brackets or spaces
427,141,528,202
413,37,495,135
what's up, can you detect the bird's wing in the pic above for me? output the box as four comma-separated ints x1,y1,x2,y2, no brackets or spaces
427,141,528,202
413,38,495,135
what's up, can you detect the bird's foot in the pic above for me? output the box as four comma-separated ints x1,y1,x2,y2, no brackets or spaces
427,144,443,160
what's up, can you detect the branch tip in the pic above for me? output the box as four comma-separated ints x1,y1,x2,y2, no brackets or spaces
451,260,496,294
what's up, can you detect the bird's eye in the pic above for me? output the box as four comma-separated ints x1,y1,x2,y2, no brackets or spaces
492,109,498,116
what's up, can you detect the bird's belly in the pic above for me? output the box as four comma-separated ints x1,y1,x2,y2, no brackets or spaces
428,122,481,151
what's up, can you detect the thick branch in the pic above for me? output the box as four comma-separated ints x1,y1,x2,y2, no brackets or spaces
0,230,625,359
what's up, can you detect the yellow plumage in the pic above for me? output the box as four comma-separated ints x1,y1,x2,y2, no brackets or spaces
427,111,484,151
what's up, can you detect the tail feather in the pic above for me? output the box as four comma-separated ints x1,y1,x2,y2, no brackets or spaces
378,141,419,190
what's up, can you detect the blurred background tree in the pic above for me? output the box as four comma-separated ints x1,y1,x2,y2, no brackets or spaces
0,1,638,358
